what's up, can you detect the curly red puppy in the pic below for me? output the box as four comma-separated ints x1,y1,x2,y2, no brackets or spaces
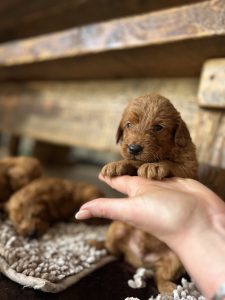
6,177,104,237
100,94,198,295
101,94,197,180
0,156,42,207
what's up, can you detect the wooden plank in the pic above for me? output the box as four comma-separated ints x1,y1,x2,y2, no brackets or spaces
0,0,205,43
0,36,225,80
33,141,73,165
8,134,20,156
196,109,225,168
199,163,225,200
198,58,225,109
0,79,199,152
0,0,21,12
0,0,224,66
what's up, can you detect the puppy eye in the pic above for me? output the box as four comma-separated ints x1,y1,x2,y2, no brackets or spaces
126,122,132,128
153,124,163,132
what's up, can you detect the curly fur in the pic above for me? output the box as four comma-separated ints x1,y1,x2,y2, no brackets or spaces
0,157,42,207
6,177,104,237
0,157,104,237
101,94,198,179
100,94,198,295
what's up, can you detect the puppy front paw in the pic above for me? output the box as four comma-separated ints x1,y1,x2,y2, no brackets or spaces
101,161,137,177
157,281,176,295
138,162,170,180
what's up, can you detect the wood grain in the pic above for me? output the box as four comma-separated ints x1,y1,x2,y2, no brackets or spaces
0,0,205,43
0,0,224,66
0,79,199,152
199,163,225,200
196,109,225,168
198,58,225,108
0,36,225,80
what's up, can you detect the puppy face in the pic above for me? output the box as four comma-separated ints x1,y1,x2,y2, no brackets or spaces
7,203,49,237
116,94,191,163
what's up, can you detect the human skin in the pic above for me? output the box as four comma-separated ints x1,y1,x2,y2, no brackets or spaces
76,175,225,299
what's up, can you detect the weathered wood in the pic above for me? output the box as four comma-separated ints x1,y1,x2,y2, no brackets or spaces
196,109,225,168
0,0,224,66
0,79,199,152
197,57,225,167
199,163,225,200
33,141,74,165
0,36,225,80
0,0,205,43
198,58,225,109
8,134,20,156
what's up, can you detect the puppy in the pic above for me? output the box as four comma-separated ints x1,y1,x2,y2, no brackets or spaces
0,156,42,207
101,94,197,179
6,177,104,237
100,94,198,294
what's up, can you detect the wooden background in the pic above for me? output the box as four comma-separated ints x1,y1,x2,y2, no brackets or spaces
0,1,224,298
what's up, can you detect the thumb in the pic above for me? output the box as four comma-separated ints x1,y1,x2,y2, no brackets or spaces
75,197,136,224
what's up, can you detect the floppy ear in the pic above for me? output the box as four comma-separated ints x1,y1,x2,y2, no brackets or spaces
174,119,191,147
116,121,123,144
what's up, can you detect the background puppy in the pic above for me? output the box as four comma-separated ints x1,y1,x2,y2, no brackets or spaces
100,94,198,295
6,177,104,237
0,157,42,207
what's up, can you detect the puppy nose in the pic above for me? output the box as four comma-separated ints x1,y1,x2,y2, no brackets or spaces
128,144,143,155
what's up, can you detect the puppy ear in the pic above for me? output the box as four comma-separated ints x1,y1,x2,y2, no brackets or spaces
116,122,123,144
174,119,191,147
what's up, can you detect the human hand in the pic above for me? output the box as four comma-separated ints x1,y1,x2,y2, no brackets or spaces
76,175,225,246
76,175,225,299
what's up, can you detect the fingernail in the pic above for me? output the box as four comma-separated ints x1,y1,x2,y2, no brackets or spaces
75,209,91,220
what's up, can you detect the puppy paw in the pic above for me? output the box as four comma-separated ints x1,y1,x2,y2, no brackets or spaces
138,162,170,180
158,281,176,295
87,239,105,250
101,161,137,177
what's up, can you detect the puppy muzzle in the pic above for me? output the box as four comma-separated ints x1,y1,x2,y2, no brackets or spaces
128,144,143,155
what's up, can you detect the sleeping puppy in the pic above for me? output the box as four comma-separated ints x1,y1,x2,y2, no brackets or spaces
6,177,104,237
100,94,198,294
0,156,42,208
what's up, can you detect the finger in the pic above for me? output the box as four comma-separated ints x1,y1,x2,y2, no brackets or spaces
75,197,135,223
98,174,149,197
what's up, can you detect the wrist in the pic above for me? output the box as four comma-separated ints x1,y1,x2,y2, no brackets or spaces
169,211,225,299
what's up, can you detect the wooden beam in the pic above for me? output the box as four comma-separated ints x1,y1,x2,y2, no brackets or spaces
198,58,225,109
0,36,224,80
0,79,199,152
0,0,205,43
0,0,224,66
